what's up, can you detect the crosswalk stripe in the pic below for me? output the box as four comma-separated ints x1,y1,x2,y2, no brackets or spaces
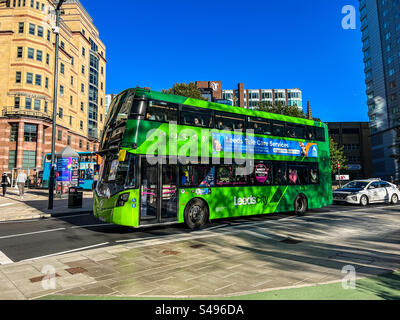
0,250,13,265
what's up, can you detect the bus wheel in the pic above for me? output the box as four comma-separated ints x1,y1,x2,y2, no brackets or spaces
294,195,307,216
184,199,209,230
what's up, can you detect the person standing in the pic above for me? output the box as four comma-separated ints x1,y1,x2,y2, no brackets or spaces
15,170,27,200
1,173,10,197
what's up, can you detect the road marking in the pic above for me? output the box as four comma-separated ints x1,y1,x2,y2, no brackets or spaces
0,250,13,265
0,228,66,239
20,242,110,262
70,223,112,229
0,203,13,208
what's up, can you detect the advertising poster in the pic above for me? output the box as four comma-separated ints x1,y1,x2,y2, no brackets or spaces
56,158,72,182
212,133,318,158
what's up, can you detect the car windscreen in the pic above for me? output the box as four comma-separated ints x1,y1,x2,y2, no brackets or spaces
342,181,368,189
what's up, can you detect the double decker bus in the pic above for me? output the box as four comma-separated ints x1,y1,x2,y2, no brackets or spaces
94,88,332,229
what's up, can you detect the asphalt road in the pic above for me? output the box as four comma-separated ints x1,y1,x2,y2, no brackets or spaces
0,203,398,264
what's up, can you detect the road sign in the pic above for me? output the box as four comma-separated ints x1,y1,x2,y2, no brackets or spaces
336,175,349,181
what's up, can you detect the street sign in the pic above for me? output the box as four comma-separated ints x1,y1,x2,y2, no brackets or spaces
336,175,350,181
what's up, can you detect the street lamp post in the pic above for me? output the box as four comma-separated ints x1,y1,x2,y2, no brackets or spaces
48,0,66,210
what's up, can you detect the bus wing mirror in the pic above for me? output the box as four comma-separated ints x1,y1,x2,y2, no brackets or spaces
92,181,98,191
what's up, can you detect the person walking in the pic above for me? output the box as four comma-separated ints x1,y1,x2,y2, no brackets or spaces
15,170,27,200
1,173,10,197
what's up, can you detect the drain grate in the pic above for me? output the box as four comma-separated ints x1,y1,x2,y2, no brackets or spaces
161,249,180,256
281,238,302,244
65,267,88,275
30,274,60,283
190,244,206,249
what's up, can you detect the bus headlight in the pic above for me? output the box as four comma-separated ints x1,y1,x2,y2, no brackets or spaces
116,193,130,207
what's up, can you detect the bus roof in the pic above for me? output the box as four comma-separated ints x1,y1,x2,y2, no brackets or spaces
124,88,324,128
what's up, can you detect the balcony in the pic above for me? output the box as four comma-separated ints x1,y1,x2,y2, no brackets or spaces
2,107,52,121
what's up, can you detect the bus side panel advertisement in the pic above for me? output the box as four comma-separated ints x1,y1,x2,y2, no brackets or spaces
212,133,318,158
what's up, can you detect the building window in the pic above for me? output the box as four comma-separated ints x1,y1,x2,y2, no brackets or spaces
17,47,23,58
22,150,36,169
14,97,20,108
27,48,34,59
25,97,32,109
46,53,49,65
34,99,40,111
60,85,64,96
82,65,85,74
86,142,89,151
69,116,72,126
58,107,63,118
81,84,84,93
26,72,33,84
80,102,84,111
71,57,74,65
45,77,48,89
35,74,41,86
79,140,82,148
10,124,18,142
71,76,74,86
60,63,64,74
47,30,50,41
70,96,73,105
60,41,65,50
80,120,83,130
29,23,35,35
57,130,62,141
24,124,37,142
18,22,24,33
67,136,71,145
101,66,103,75
82,47,85,56
16,71,22,83
391,81,396,88
36,50,42,61
37,26,43,37
8,151,16,170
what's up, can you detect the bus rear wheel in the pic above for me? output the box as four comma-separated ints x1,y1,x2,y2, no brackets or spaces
294,195,308,216
184,199,209,230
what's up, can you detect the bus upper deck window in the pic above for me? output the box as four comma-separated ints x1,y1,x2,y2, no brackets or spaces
286,124,305,139
146,101,178,123
272,121,285,137
215,113,245,131
315,127,325,141
180,107,213,128
306,127,315,140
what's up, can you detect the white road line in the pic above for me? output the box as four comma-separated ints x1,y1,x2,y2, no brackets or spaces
0,203,13,208
20,242,110,262
0,213,91,224
0,250,13,265
0,228,66,239
115,235,172,243
70,223,112,229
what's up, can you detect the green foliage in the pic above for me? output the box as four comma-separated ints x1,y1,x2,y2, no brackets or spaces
257,101,307,119
162,82,206,100
329,137,347,174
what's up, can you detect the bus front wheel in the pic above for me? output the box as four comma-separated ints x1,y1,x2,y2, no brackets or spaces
294,195,308,216
184,199,209,230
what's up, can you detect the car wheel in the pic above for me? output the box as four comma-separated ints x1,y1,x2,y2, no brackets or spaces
294,194,308,216
360,195,368,206
391,194,399,204
184,199,209,230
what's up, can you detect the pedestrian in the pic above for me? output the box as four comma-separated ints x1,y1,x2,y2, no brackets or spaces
1,172,10,197
15,169,27,200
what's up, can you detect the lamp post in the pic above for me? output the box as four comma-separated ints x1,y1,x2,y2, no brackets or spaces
48,0,66,210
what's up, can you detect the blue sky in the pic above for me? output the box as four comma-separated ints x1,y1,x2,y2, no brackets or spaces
80,0,367,122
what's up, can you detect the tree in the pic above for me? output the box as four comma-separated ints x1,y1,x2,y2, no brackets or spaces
162,82,206,100
256,101,307,119
329,137,347,174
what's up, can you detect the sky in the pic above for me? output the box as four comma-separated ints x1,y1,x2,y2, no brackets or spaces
80,0,367,122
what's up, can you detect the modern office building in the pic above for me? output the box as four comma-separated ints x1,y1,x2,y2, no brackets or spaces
195,81,303,110
327,122,374,181
0,0,106,173
359,0,400,180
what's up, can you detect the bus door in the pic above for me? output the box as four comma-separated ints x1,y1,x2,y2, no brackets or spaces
139,158,178,225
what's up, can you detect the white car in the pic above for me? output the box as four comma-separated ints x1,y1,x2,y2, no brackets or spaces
333,179,400,206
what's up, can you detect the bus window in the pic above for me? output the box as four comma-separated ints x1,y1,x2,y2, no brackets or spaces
247,117,271,135
309,163,319,184
288,164,309,185
273,162,287,185
250,161,272,185
146,100,178,123
180,107,213,128
215,112,245,131
315,127,325,142
286,124,305,139
216,165,248,186
272,121,285,137
180,165,215,187
305,127,315,140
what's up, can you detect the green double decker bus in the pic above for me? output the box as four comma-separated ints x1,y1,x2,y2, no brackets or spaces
94,88,332,229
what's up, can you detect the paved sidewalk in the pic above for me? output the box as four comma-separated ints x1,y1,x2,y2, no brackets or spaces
0,189,93,222
0,206,399,300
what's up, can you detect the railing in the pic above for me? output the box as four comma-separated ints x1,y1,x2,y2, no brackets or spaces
2,107,52,121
